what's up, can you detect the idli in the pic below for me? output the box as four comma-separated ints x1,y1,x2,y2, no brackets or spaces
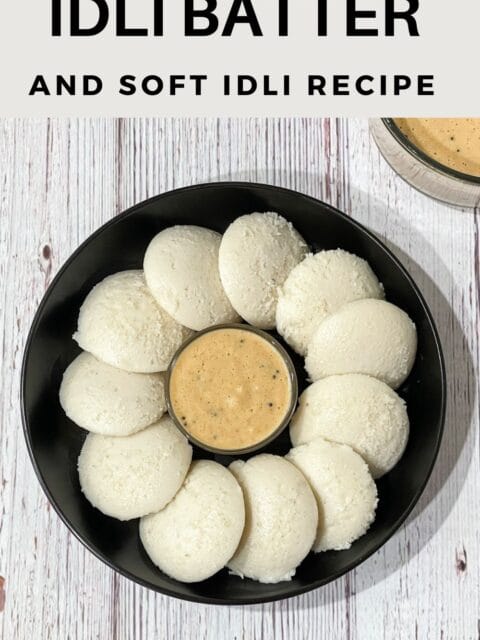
287,439,378,552
144,226,240,331
78,416,192,521
140,460,245,583
59,352,167,436
277,250,384,355
290,374,409,478
227,454,317,583
305,299,417,389
219,212,308,329
74,270,192,373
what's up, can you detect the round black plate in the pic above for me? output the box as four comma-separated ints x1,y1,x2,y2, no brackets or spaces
21,182,446,605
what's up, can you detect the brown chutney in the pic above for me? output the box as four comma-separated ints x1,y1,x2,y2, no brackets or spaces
168,326,295,452
395,118,480,177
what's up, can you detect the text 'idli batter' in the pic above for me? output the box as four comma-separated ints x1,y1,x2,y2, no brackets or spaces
169,328,293,451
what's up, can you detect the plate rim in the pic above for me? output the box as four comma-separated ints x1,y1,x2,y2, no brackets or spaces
20,181,447,605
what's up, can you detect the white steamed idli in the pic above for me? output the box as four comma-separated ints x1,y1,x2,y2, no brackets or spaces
144,226,240,331
59,352,167,437
305,299,417,389
290,374,409,478
287,438,378,552
78,416,192,521
74,270,192,373
227,454,317,583
140,460,245,583
218,212,308,329
276,250,384,355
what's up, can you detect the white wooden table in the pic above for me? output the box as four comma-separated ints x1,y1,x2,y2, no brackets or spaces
0,118,478,640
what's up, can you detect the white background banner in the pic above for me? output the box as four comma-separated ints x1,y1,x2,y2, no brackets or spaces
1,0,479,116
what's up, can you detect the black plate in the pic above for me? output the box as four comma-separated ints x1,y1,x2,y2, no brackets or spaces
21,182,446,605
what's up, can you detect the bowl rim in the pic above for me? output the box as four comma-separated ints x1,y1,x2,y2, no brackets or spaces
165,323,299,456
20,181,447,606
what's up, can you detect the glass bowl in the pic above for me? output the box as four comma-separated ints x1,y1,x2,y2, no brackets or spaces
370,118,480,208
165,323,299,457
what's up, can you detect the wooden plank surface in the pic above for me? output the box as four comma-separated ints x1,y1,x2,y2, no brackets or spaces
0,118,478,639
